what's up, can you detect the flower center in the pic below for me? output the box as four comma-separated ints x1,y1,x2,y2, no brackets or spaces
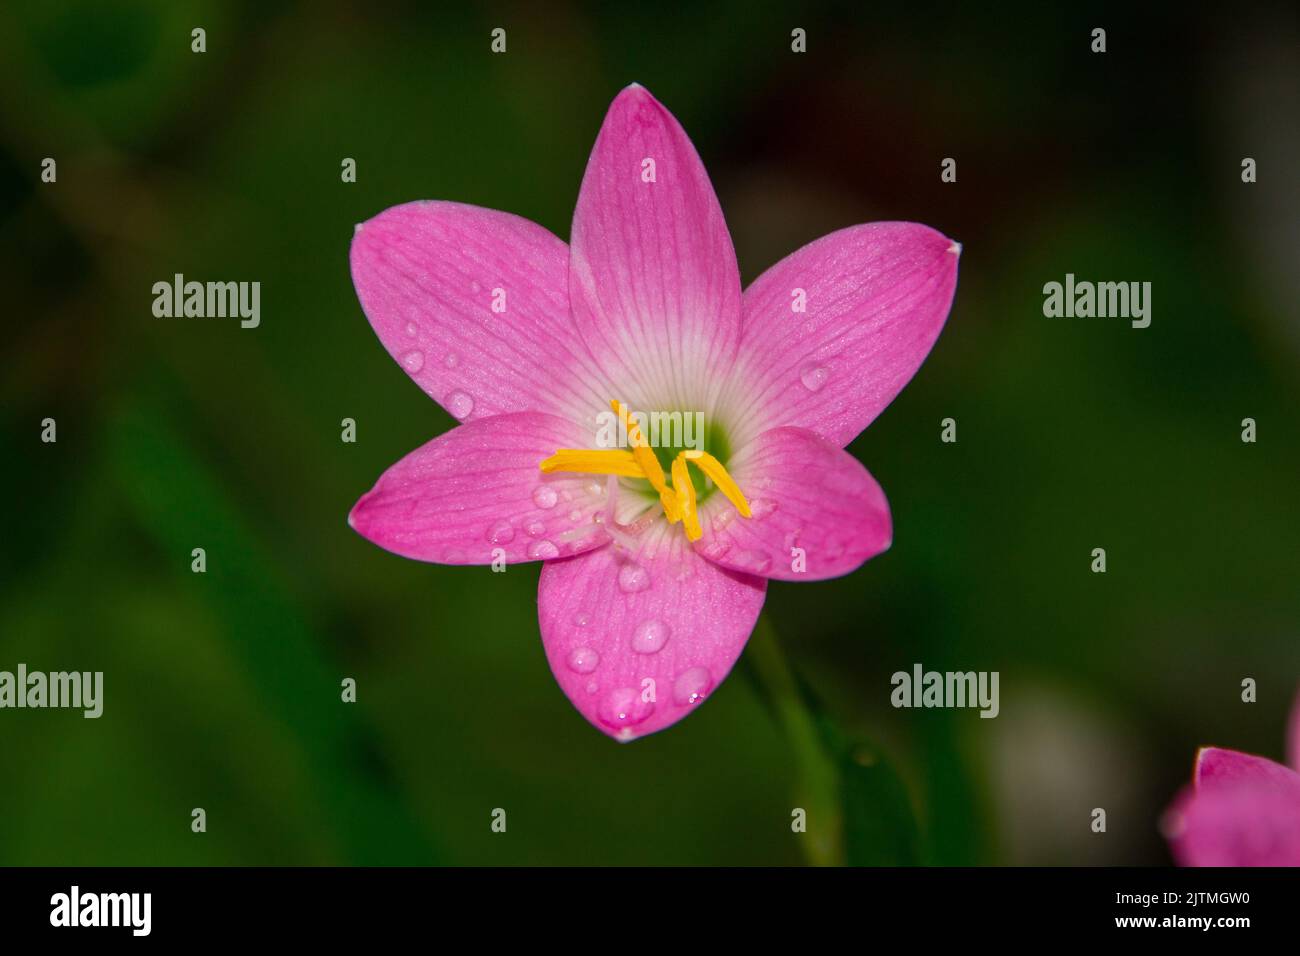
539,400,751,542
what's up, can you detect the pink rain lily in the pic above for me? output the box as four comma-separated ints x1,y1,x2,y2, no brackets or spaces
347,84,960,740
1164,685,1300,865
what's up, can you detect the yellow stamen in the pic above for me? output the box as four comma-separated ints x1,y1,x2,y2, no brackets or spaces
670,453,703,541
537,401,752,541
683,450,751,518
611,400,681,523
540,449,644,477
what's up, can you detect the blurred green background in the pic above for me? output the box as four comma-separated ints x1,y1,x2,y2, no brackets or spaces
1,0,1297,865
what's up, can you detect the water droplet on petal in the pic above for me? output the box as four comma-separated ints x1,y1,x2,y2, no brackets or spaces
401,350,425,373
631,619,670,654
750,498,778,520
598,687,654,728
532,485,558,509
733,549,773,574
486,521,515,545
404,322,418,338
567,647,599,673
617,563,651,593
586,681,599,694
568,509,582,522
527,539,559,559
573,612,590,627
443,352,459,369
673,667,713,706
525,520,546,537
800,364,829,392
711,507,737,532
697,533,732,562
446,390,474,419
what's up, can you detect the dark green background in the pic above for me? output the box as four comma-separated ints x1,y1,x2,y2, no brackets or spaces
1,1,1296,865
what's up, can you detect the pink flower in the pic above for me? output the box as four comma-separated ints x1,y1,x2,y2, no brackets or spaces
1164,686,1300,865
347,84,959,740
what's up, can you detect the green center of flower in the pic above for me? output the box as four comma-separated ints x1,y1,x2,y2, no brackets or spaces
640,413,731,498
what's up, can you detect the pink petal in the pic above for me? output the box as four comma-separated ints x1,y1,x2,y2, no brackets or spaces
719,222,960,450
569,84,742,409
1194,746,1300,799
349,412,611,565
693,426,891,581
537,521,766,741
1166,783,1300,866
350,201,615,426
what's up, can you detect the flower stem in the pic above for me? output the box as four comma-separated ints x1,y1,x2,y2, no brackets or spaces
748,615,844,866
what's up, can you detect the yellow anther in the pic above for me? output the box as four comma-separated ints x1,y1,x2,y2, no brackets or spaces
539,449,645,477
670,453,703,541
611,400,680,522
684,450,751,518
